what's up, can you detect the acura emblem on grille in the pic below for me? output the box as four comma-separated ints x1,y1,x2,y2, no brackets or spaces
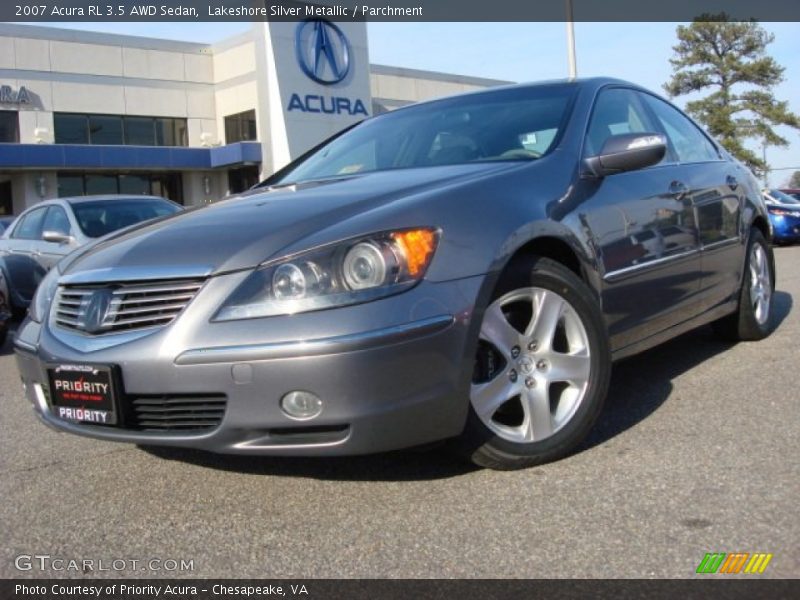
55,279,204,337
80,289,116,334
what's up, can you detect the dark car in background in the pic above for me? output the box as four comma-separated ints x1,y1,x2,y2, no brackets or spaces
0,267,10,346
0,195,182,313
14,79,775,470
763,189,800,244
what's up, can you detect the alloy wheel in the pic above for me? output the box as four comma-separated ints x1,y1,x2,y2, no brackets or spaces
749,243,771,325
471,287,591,444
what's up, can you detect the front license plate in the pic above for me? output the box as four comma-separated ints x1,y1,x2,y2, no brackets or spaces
47,364,117,425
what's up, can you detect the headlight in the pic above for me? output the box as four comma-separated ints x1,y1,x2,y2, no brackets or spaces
29,267,60,323
215,228,439,320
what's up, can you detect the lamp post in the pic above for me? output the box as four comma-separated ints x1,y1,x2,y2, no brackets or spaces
566,0,577,78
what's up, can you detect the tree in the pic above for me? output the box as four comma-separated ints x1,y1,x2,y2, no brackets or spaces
788,171,800,188
664,15,800,175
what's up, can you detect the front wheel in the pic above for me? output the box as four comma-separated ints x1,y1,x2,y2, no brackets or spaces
712,228,775,341
455,257,611,470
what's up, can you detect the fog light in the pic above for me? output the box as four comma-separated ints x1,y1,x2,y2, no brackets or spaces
280,391,323,420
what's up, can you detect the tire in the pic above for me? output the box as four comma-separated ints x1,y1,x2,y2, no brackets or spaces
712,228,775,342
454,257,611,470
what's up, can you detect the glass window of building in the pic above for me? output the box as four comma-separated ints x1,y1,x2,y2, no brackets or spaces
0,111,19,143
224,110,257,144
57,174,84,198
54,113,188,146
119,174,151,195
125,117,156,145
54,113,89,144
85,174,119,195
57,171,185,204
155,117,188,146
88,115,123,145
228,166,260,194
0,181,13,215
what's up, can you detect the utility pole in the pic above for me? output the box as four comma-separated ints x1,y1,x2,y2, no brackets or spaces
565,0,577,78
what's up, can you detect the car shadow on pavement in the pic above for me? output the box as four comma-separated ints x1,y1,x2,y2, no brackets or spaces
143,444,478,481
579,290,792,454
143,291,792,481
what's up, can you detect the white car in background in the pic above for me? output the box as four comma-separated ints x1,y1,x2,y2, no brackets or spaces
0,195,182,313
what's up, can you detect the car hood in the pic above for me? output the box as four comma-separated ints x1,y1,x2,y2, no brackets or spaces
64,162,520,279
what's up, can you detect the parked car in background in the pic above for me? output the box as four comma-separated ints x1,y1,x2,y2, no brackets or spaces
779,188,800,201
13,79,775,470
0,267,10,346
0,196,182,312
763,189,800,245
0,216,15,236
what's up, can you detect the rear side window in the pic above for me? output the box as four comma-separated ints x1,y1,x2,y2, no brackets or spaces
11,207,47,240
71,198,179,238
640,94,719,163
585,88,656,156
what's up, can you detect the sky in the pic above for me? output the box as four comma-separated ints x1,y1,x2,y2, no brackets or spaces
19,21,800,187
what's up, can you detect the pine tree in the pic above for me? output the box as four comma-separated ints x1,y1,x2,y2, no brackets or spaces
664,15,800,174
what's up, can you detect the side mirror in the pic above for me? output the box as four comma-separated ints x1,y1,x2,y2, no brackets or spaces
42,230,75,245
583,133,667,178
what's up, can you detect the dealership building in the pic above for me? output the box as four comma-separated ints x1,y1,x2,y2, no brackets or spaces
0,21,508,215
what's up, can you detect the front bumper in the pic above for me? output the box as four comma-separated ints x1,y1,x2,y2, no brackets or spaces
14,276,484,455
769,214,800,242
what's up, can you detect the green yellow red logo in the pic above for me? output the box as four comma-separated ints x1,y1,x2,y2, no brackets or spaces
696,552,773,574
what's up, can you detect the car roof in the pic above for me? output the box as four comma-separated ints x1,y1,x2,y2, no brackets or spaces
385,77,640,115
61,194,167,205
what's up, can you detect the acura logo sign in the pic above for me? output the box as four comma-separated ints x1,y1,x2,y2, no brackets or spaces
295,20,351,85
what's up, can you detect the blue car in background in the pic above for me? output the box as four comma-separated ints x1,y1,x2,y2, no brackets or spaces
763,189,800,245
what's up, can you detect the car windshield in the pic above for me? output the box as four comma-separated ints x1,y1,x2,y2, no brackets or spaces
272,84,576,185
71,198,180,238
768,189,800,205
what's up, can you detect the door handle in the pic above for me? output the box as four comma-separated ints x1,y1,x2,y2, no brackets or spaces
668,180,689,199
727,175,739,190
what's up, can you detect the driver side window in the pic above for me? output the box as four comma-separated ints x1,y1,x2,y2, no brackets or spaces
585,88,656,157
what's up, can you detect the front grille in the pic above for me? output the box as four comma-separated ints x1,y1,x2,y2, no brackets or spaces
43,382,226,433
54,278,204,335
130,395,227,432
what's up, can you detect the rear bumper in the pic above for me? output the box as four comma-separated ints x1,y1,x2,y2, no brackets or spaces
13,276,484,455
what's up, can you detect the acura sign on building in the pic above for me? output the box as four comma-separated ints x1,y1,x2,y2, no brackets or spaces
257,18,373,169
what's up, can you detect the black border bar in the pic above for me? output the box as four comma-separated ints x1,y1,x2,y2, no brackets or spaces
2,579,799,600
3,0,800,23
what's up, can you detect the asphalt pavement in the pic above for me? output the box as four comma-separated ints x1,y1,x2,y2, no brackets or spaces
1,247,798,579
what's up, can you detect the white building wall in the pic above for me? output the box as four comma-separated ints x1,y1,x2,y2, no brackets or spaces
0,23,509,211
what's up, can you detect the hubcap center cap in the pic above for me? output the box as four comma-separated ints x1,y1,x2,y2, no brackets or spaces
517,354,535,374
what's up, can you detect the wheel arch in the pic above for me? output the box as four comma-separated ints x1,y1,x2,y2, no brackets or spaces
490,227,602,303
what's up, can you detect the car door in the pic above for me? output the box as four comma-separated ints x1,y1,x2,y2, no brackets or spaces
638,92,743,311
0,206,48,305
38,204,77,270
576,87,703,351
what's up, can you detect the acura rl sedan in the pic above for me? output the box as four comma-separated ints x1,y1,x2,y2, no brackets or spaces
14,78,775,470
